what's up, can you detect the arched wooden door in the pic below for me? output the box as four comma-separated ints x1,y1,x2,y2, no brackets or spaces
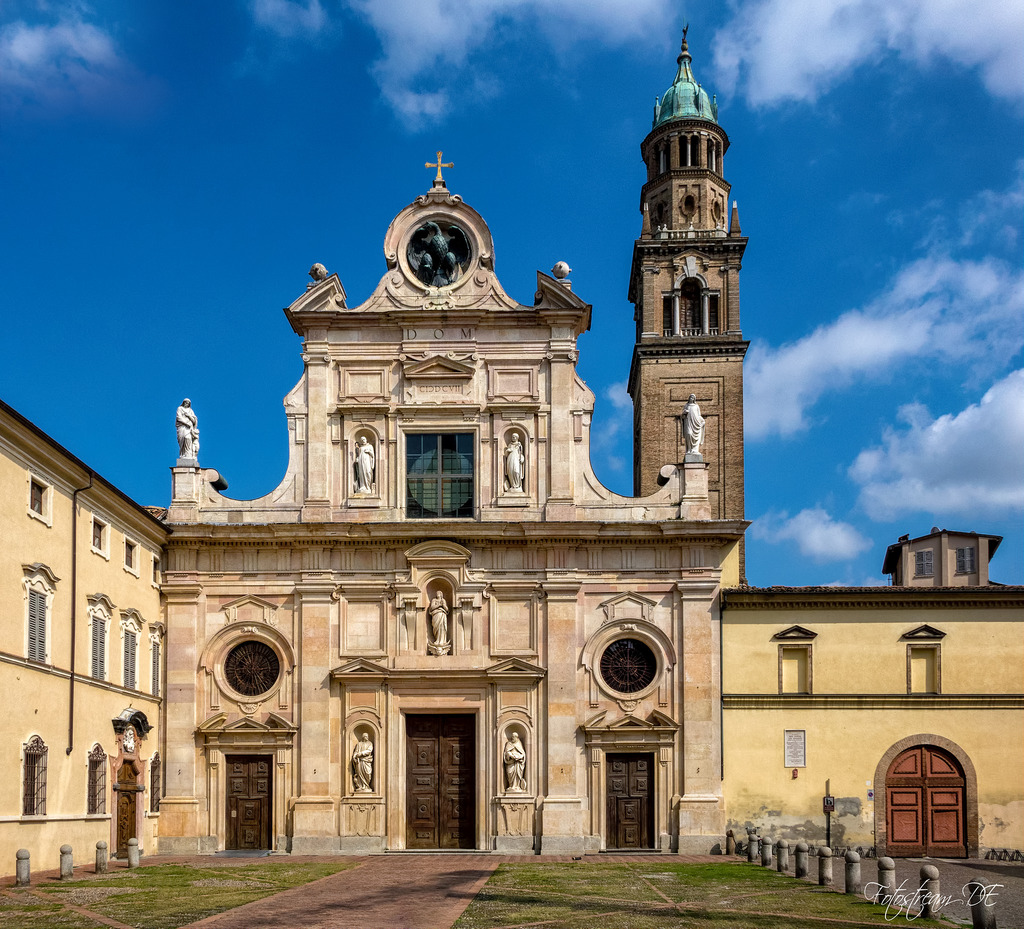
886,745,966,858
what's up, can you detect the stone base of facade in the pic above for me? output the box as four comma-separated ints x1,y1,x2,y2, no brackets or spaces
337,835,386,854
290,835,342,854
157,835,218,855
494,835,536,854
539,835,586,855
676,834,726,854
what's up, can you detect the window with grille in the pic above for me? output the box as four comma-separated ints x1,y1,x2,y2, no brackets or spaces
28,588,47,662
406,434,474,518
151,639,161,695
123,629,137,689
91,614,106,679
150,753,161,813
87,746,106,814
599,638,658,694
914,550,934,577
23,736,48,815
956,547,976,574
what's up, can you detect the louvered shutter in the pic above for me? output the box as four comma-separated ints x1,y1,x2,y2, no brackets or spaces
27,590,46,661
123,630,137,689
151,641,161,695
92,618,106,678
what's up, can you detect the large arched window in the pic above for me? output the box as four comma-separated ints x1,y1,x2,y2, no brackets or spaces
680,278,702,331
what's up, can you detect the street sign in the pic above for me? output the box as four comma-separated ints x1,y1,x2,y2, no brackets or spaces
823,795,835,813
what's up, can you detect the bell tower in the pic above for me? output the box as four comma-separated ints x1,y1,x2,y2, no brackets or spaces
627,30,748,541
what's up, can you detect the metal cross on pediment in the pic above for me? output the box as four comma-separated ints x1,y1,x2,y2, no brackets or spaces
425,150,454,184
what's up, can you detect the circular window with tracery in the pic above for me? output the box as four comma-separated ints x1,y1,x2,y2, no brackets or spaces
599,638,658,694
224,641,280,697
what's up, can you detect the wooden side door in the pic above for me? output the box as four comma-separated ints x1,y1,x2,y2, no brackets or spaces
406,715,475,849
115,762,139,857
606,753,654,849
886,746,966,858
226,755,272,850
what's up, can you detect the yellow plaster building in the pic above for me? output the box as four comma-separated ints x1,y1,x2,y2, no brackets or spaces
0,400,167,871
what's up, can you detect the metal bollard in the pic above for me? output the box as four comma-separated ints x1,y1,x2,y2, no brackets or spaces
95,841,108,874
965,876,998,928
127,838,140,869
15,849,30,887
59,845,73,880
795,841,809,879
776,838,789,872
919,864,940,919
747,833,759,862
725,830,735,856
817,846,833,886
844,850,861,895
875,857,896,904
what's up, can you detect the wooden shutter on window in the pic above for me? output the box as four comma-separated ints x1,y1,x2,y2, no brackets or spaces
28,590,46,661
124,630,137,689
92,618,106,678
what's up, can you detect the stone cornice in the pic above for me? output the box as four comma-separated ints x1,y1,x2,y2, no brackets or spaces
721,586,1024,611
723,693,1024,710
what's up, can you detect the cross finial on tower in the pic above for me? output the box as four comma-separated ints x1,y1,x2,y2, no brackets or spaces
425,150,454,188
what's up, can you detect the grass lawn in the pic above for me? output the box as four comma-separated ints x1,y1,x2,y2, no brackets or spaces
455,861,958,929
0,860,354,929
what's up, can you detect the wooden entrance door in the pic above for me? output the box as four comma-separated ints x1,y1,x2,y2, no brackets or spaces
226,755,272,850
886,745,966,858
406,715,475,849
115,762,140,857
606,753,654,849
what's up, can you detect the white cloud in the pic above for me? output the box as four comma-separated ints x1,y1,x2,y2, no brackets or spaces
745,255,1024,439
750,507,872,562
589,380,633,476
849,369,1024,520
344,0,669,123
251,0,327,39
0,17,134,110
713,0,1024,107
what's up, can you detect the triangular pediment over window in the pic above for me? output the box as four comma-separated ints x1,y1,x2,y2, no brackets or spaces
486,657,545,681
197,712,296,733
402,355,476,379
331,658,390,682
772,625,817,640
901,624,946,640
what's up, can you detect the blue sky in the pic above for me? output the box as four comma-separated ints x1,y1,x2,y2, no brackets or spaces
2,0,1021,586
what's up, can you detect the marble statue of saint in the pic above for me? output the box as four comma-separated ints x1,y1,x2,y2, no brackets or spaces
682,393,705,456
428,591,449,652
503,432,525,493
353,436,375,494
176,399,199,460
351,733,374,793
503,732,527,792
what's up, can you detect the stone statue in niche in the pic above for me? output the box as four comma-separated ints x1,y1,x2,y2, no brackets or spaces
351,733,374,793
427,590,451,656
407,221,471,287
353,436,376,494
682,393,705,459
503,732,527,792
503,432,525,493
176,399,199,461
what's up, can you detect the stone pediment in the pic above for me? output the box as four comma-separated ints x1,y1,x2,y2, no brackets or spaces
197,712,296,733
332,658,390,682
901,624,946,640
533,270,592,321
772,625,818,640
404,539,473,566
600,592,658,624
222,595,279,626
402,355,476,380
486,658,546,681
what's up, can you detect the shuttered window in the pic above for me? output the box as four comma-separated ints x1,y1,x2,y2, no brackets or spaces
123,630,137,689
91,616,106,679
27,589,47,662
151,639,161,696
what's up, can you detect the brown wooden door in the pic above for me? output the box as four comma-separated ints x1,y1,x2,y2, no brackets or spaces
115,762,139,857
606,753,654,849
886,745,966,857
406,715,475,849
226,755,272,850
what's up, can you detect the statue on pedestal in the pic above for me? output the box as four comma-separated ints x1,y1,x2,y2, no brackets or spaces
176,399,199,461
504,432,525,492
503,732,527,792
351,733,374,793
427,591,450,655
353,436,375,494
682,393,705,458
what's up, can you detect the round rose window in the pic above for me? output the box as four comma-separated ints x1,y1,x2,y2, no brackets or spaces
224,641,280,697
599,638,657,694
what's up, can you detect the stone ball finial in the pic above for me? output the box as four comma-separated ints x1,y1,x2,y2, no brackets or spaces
308,263,328,283
551,261,571,279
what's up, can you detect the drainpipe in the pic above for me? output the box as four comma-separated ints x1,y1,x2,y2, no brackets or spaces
67,470,94,755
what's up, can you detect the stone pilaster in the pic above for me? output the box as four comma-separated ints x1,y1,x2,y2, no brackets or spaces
301,346,332,521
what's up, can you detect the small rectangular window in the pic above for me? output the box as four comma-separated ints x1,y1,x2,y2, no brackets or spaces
956,547,976,574
23,738,48,816
152,556,161,584
27,589,47,662
662,295,673,335
92,519,106,552
30,480,45,514
123,630,137,689
909,645,939,693
914,549,934,576
708,294,720,332
125,540,137,570
87,750,106,815
780,645,810,694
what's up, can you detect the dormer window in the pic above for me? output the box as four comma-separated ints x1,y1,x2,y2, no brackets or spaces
914,550,934,577
956,547,976,574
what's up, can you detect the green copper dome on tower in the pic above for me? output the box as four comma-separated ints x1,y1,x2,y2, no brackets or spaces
652,29,718,128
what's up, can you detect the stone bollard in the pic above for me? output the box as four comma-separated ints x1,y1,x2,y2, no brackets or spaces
59,845,73,880
844,850,861,895
95,841,108,874
795,841,809,879
966,876,998,928
760,836,774,867
875,857,896,904
919,864,940,919
776,838,789,872
127,838,140,869
726,830,735,856
15,849,30,887
817,846,833,886
747,833,759,862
